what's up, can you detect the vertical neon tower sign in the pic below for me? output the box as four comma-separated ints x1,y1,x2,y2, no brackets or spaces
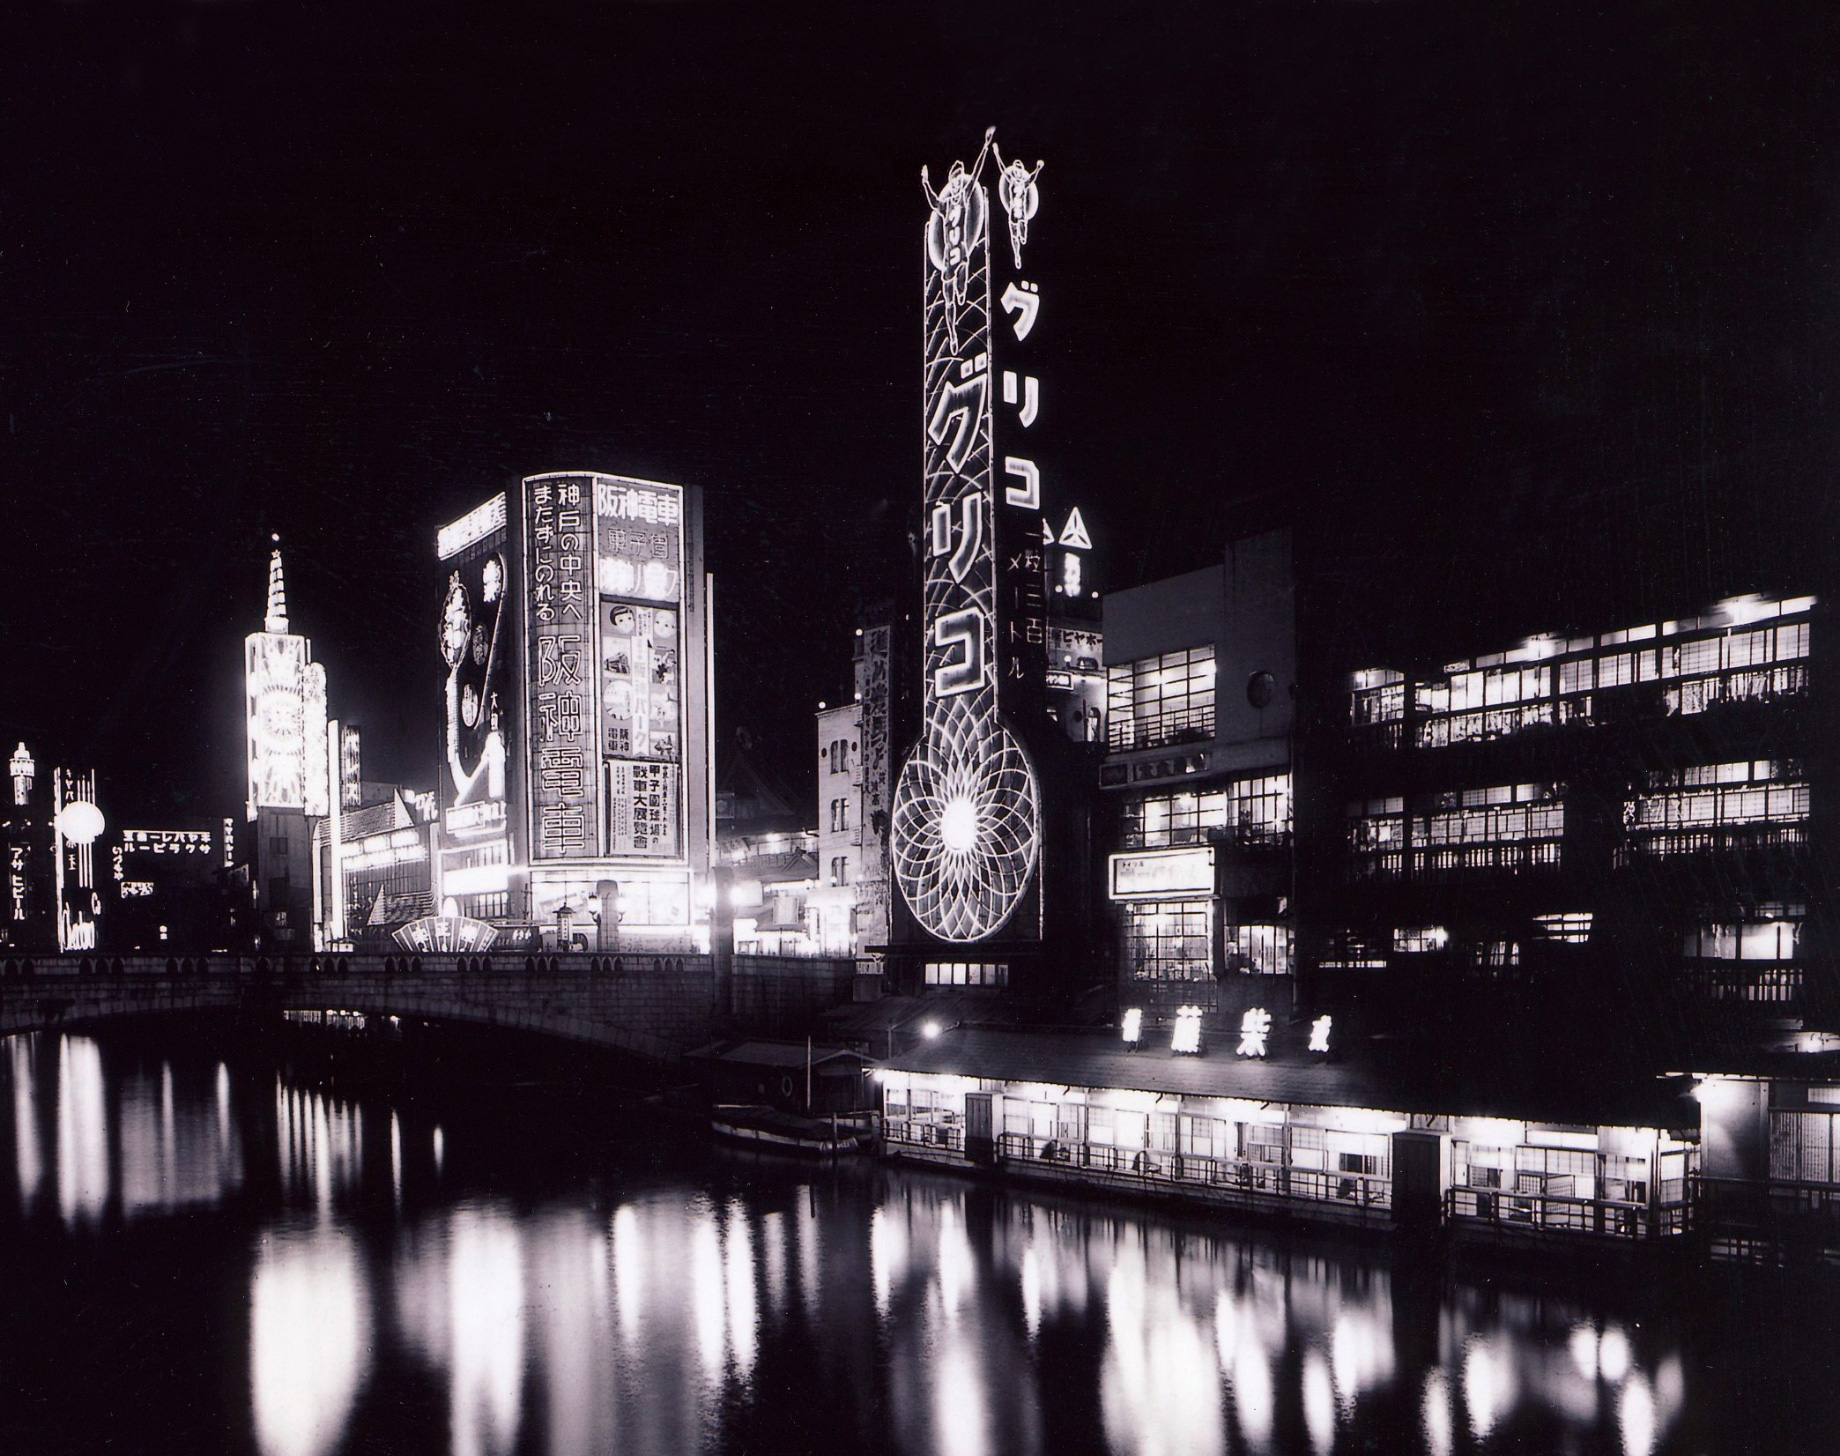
891,128,1044,942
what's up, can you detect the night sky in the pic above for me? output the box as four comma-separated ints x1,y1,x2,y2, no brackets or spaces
5,2,1837,823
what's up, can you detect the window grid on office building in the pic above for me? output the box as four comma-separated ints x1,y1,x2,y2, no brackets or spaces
1346,798,1404,880
1349,599,1813,747
1411,783,1564,878
1623,759,1809,858
1107,646,1216,753
1123,900,1213,981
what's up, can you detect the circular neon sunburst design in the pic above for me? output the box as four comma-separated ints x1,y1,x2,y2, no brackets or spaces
891,698,1041,942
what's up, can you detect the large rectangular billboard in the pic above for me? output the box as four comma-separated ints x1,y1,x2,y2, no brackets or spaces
437,496,515,904
522,473,689,865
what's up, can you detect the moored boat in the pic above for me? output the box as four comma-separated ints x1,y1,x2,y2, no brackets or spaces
710,1104,873,1156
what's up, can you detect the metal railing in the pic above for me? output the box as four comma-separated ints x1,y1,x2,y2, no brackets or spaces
996,1132,1392,1212
1446,1185,1687,1240
1107,705,1215,754
883,1118,964,1154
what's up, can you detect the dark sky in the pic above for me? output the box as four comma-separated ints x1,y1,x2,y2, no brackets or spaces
4,2,1837,822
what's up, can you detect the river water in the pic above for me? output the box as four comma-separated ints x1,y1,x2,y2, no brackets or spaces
0,1027,1834,1455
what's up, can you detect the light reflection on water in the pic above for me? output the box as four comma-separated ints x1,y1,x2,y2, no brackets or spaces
0,1030,1789,1455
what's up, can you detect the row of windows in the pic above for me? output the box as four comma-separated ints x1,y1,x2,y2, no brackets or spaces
1108,646,1216,753
1347,764,1811,877
1626,762,1809,845
1351,612,1813,742
824,738,854,776
1121,774,1292,849
1119,901,1293,980
923,961,1006,987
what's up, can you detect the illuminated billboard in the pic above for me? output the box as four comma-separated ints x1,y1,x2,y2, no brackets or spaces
440,532,510,814
244,548,329,820
245,637,330,819
890,129,1044,943
524,476,597,860
596,479,686,861
340,726,362,810
522,474,690,865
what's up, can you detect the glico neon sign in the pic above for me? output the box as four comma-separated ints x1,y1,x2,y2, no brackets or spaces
891,128,1046,943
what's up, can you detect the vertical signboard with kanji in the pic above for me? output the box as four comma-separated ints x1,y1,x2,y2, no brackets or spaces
524,477,597,860
988,137,1051,726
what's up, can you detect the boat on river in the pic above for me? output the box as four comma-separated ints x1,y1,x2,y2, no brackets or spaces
709,1104,873,1157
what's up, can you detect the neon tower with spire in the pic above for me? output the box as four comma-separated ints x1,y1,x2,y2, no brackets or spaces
244,538,329,945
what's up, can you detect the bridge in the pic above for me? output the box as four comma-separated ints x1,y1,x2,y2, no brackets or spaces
0,951,863,1065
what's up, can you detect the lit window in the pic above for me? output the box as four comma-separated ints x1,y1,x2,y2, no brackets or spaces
1533,912,1593,944
1123,900,1212,981
1230,923,1292,974
1107,646,1216,753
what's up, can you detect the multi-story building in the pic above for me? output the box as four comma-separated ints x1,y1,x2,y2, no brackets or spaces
1099,530,1297,1022
811,702,864,958
433,473,716,952
1308,588,1830,1071
108,824,232,951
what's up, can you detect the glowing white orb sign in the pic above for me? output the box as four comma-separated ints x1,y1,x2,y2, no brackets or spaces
892,129,1047,944
56,800,104,845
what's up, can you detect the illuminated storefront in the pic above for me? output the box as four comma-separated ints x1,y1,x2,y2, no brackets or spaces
434,474,715,951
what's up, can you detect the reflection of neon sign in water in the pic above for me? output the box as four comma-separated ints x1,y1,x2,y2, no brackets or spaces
11,1036,40,1213
56,1035,108,1226
250,1228,372,1456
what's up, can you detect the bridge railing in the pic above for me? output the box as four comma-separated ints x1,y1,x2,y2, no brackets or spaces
0,950,855,981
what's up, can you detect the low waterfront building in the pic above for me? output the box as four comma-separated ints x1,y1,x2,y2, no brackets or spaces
314,785,439,951
878,1026,1699,1246
727,833,823,957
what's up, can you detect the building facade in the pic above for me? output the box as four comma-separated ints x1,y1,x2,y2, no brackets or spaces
434,473,716,952
1308,588,1830,1070
1100,530,1297,1021
810,702,863,958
